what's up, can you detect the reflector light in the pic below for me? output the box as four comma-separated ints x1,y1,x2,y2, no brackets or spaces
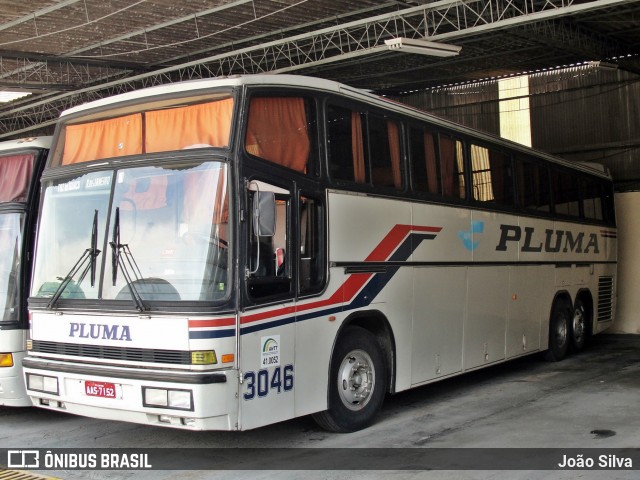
221,354,234,363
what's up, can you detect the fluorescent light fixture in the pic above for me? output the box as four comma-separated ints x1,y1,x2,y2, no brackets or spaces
385,37,461,57
587,60,618,70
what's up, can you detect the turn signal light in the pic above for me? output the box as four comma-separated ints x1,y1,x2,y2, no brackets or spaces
0,353,14,367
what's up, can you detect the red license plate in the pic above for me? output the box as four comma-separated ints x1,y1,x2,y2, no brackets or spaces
85,380,117,398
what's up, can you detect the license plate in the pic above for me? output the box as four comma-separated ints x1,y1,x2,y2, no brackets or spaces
85,380,118,399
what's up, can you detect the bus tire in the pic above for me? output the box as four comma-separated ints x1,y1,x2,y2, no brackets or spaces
570,298,589,353
544,298,571,362
312,326,387,433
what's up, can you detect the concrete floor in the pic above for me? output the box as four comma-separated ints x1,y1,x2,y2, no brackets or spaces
1,333,639,479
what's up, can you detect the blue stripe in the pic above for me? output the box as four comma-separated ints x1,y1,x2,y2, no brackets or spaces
189,329,236,339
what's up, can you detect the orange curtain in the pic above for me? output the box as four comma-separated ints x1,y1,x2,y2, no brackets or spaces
62,114,142,165
424,132,439,194
387,121,401,189
121,175,168,211
245,97,310,173
351,112,365,183
146,98,234,153
440,136,455,197
183,167,228,224
0,154,35,202
489,150,507,204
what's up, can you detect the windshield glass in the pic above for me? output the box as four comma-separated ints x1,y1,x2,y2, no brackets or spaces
0,213,24,321
31,161,230,305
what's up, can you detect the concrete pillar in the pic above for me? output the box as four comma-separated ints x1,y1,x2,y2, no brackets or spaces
609,192,640,333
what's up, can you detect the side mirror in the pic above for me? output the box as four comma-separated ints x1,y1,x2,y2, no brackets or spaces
252,191,276,237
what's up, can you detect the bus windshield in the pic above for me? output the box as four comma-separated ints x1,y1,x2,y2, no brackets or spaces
0,213,24,322
31,160,230,306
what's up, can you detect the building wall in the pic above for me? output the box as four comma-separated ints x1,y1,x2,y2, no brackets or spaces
529,67,640,187
393,65,640,187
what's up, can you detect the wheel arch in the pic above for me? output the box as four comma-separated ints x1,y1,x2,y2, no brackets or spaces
334,309,397,395
549,290,573,316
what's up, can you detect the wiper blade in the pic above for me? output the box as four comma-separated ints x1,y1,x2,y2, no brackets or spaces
109,207,147,312
47,210,101,309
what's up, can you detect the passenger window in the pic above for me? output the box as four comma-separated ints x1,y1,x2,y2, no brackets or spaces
553,169,580,217
327,105,402,189
581,177,604,221
410,127,440,195
516,158,551,213
440,135,465,200
368,115,402,189
470,145,514,206
328,106,366,184
245,96,315,174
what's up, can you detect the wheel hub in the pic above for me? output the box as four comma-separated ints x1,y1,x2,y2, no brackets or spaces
338,350,375,411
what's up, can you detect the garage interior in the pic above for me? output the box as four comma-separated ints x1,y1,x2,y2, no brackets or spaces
0,2,639,472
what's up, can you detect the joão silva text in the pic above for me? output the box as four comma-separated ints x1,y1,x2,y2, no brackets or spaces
558,454,632,469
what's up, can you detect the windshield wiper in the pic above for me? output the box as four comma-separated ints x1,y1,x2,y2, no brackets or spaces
109,207,147,312
47,210,101,309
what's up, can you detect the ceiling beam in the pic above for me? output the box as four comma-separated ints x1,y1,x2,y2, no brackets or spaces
0,0,633,138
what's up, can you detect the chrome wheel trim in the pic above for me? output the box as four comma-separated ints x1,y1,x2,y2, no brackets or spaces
337,349,376,411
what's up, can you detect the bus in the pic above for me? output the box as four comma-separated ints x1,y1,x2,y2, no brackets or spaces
23,75,615,432
0,137,50,407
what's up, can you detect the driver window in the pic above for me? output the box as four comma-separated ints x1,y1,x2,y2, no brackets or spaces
247,181,291,300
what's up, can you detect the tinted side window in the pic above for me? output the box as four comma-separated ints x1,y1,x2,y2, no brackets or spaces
553,169,580,217
409,127,440,195
470,145,514,206
440,135,465,200
581,176,604,221
368,114,402,189
516,158,551,213
327,105,365,184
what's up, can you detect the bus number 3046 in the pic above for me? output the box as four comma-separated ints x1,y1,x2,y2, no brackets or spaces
243,365,294,400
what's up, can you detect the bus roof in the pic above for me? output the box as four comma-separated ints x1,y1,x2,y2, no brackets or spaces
0,136,52,152
60,75,344,117
59,74,609,179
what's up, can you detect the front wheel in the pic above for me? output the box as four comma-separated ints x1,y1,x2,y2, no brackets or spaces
544,298,571,362
312,326,387,433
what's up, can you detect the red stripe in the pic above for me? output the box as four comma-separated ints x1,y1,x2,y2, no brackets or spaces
188,317,235,328
365,224,441,261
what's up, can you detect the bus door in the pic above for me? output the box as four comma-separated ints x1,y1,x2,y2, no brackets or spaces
238,175,296,429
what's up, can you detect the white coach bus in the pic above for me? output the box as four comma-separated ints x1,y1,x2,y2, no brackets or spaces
23,75,615,431
0,137,50,406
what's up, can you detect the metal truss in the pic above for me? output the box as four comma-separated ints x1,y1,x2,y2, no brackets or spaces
0,0,631,138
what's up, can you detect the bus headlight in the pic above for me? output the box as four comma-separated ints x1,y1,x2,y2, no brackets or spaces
143,387,193,411
27,373,59,394
0,353,14,367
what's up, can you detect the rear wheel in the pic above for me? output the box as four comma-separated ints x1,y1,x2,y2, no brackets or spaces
544,298,571,362
312,326,387,433
570,298,590,353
